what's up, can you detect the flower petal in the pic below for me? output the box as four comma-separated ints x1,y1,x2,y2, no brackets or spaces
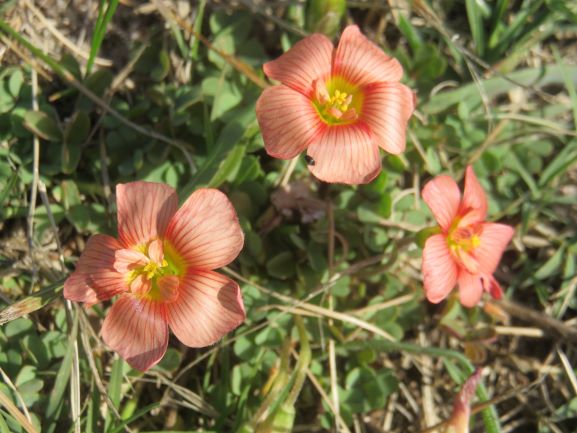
147,239,164,264
361,82,414,154
461,166,488,220
256,86,325,159
422,175,461,232
165,189,244,270
482,274,503,300
114,249,149,274
116,181,179,248
475,223,514,274
457,271,484,307
307,123,381,184
422,234,458,303
263,33,333,95
158,275,179,303
101,295,168,371
130,274,151,296
64,234,127,305
166,270,245,347
333,25,403,87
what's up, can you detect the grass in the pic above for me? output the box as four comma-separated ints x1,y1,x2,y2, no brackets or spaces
0,0,576,432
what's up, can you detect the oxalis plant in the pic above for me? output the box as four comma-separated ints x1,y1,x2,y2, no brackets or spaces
0,1,576,433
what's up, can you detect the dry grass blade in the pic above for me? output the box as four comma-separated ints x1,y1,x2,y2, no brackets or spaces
0,18,196,172
224,267,396,341
489,299,577,344
22,0,112,67
0,387,39,433
150,0,269,90
148,371,219,418
0,281,63,325
78,312,135,433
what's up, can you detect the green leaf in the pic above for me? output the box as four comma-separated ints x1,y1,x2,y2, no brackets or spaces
76,69,113,111
534,246,566,280
305,0,345,37
266,252,296,280
7,69,23,98
539,140,577,187
62,111,90,174
23,110,62,141
202,76,243,121
208,144,246,188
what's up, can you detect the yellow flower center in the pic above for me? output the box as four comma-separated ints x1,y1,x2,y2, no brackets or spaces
126,240,186,302
313,76,364,125
140,259,169,280
447,219,482,273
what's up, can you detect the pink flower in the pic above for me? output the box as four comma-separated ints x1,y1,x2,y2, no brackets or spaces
445,369,483,433
64,182,245,371
256,25,415,184
421,166,514,307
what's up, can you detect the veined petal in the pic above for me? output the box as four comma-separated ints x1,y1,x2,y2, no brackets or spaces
256,86,325,159
457,270,484,307
475,223,514,274
165,189,244,270
461,166,488,220
158,275,179,303
166,270,245,347
101,295,168,371
307,123,381,184
130,274,152,296
333,25,403,87
263,33,333,95
114,249,149,274
422,175,461,232
362,82,415,154
64,234,127,305
457,250,480,275
422,234,458,303
116,182,179,248
147,239,164,264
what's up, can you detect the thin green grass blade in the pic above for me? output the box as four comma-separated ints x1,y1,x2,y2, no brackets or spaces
553,47,577,131
86,0,119,74
466,0,486,56
490,0,510,29
539,139,577,187
44,311,78,432
422,63,577,114
191,0,207,61
108,403,159,433
104,358,124,432
85,386,99,433
490,0,547,58
0,411,10,433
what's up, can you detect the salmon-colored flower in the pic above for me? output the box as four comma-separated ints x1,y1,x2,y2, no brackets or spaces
256,25,415,184
445,369,483,433
64,182,245,371
421,166,514,307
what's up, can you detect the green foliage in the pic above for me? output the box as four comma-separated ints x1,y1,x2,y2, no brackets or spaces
0,1,575,432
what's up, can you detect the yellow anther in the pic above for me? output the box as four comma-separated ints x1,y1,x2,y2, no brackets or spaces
142,262,160,279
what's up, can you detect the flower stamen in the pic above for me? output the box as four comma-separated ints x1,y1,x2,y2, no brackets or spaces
312,78,362,125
